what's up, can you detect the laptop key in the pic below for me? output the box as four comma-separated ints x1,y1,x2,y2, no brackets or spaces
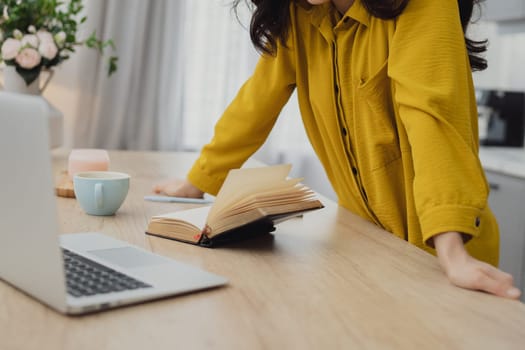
62,248,152,297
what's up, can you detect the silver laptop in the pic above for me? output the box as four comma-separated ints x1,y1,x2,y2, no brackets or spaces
0,92,227,315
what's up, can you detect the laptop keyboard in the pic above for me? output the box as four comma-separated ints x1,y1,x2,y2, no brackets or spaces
62,248,152,297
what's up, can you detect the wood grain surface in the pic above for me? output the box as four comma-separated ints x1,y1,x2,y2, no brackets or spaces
1,149,524,350
55,170,75,198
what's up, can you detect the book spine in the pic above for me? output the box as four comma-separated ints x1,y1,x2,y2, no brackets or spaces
197,234,213,248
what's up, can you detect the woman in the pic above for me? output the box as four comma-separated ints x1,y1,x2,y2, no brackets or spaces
155,0,521,299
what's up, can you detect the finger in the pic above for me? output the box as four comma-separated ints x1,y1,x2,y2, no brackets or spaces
470,271,506,297
152,185,171,194
478,264,521,299
471,269,520,299
159,185,187,197
152,179,183,194
507,288,522,299
481,262,514,283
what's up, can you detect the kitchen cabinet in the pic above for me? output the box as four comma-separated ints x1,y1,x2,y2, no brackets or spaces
485,170,525,299
483,0,525,22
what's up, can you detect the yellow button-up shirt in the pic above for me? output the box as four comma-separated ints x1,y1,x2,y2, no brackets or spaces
188,0,499,265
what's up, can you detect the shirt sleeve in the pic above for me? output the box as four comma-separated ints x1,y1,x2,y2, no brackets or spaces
187,24,297,195
388,0,489,245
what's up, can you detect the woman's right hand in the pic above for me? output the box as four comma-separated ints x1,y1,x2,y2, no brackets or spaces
153,179,204,198
435,231,521,299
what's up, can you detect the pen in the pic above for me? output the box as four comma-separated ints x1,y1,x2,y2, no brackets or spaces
144,195,214,204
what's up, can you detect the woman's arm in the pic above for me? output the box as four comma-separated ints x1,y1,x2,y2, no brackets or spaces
154,5,299,197
154,43,296,197
386,0,521,298
434,231,520,299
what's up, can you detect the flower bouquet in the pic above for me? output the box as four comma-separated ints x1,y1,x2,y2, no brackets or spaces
0,0,117,87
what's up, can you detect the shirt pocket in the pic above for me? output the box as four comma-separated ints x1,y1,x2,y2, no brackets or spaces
353,60,401,171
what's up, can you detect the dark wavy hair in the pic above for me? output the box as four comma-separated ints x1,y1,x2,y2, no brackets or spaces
232,0,488,71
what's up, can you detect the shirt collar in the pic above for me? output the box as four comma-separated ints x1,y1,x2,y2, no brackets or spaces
346,0,370,27
308,0,370,28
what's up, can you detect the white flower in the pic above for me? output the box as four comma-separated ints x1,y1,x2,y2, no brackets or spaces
3,6,8,20
21,34,39,48
36,30,54,44
27,25,36,34
1,38,21,60
15,47,41,69
54,31,66,47
13,29,23,40
39,40,58,60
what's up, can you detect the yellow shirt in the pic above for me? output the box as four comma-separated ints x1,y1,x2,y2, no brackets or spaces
187,0,499,265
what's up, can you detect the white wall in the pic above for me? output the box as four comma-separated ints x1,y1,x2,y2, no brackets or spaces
42,54,83,149
472,19,525,91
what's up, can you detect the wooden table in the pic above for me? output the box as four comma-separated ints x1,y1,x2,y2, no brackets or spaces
1,150,525,350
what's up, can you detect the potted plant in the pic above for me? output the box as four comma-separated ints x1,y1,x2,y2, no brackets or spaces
0,0,117,94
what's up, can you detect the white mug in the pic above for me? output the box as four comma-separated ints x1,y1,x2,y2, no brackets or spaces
73,171,130,216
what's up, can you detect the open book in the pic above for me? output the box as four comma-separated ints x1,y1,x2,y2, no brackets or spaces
145,164,324,247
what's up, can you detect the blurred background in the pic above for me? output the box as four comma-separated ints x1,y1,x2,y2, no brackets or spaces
42,0,525,200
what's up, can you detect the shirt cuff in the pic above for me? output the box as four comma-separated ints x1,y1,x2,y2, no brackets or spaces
187,158,226,196
419,204,483,246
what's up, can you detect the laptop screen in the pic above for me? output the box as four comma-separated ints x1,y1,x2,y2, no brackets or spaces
0,92,68,312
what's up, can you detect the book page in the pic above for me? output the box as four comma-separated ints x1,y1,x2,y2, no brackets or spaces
208,164,293,222
153,205,211,230
210,178,304,219
216,185,313,218
209,199,323,235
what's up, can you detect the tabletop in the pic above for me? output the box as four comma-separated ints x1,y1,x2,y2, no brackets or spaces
1,149,525,350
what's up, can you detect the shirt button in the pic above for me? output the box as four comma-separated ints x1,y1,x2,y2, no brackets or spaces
475,217,481,227
334,84,339,93
352,167,358,175
342,127,347,136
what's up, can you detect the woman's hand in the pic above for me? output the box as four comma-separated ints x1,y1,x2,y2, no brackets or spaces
434,231,521,299
153,179,204,198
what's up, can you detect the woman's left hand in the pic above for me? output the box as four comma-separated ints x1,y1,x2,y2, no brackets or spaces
434,231,521,299
153,179,204,198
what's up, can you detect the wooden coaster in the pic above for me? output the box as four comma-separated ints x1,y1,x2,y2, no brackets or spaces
55,170,75,198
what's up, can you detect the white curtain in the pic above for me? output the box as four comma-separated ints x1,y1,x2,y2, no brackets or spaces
47,0,337,199
63,0,260,151
71,0,186,150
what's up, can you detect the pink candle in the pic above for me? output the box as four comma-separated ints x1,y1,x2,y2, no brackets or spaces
68,149,110,180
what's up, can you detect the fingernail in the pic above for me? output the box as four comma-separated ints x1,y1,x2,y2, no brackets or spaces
506,288,521,298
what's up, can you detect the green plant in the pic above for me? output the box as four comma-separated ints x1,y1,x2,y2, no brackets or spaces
0,0,117,85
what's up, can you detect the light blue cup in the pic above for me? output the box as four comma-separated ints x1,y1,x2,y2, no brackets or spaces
73,171,130,216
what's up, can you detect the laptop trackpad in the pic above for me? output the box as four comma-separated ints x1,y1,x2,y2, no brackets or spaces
88,247,167,269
